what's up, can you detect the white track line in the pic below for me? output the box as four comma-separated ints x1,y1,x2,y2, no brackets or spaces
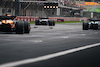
0,43,100,67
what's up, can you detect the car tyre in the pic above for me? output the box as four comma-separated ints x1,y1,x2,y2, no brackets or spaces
53,20,55,26
0,26,2,32
48,20,53,26
94,24,98,30
16,21,24,34
24,21,30,33
83,22,89,30
35,20,39,25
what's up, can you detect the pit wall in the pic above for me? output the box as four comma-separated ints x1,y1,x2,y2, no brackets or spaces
16,16,88,22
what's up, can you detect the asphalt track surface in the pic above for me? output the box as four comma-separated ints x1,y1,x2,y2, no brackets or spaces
0,23,100,67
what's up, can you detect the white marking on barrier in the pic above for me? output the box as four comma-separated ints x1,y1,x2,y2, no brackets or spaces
25,19,27,21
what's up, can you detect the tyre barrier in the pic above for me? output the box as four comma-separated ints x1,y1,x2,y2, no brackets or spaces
16,16,88,22
57,19,64,22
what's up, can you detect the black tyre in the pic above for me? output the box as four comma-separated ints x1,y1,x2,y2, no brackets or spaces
83,22,89,30
0,26,2,32
24,21,30,33
53,20,55,26
48,20,53,26
35,20,39,25
94,24,98,30
16,21,24,34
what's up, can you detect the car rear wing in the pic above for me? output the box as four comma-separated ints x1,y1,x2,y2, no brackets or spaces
0,16,16,20
88,19,100,21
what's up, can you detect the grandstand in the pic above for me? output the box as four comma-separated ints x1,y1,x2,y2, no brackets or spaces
59,0,100,18
0,0,83,17
0,0,99,18
0,0,84,17
74,0,100,18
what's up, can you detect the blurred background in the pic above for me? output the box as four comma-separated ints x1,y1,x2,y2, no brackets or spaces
0,0,100,18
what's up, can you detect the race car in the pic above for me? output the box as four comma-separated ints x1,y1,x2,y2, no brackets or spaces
35,18,55,26
83,19,100,30
0,15,30,34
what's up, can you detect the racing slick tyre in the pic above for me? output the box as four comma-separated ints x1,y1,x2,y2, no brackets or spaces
24,21,30,33
35,20,39,25
53,20,55,26
0,26,2,32
16,21,24,34
48,20,53,26
94,24,98,30
83,22,89,30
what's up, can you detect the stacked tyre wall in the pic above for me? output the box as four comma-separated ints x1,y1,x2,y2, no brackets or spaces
16,16,88,22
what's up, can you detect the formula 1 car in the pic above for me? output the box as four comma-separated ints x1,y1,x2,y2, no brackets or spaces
0,15,30,34
35,18,55,26
83,19,100,30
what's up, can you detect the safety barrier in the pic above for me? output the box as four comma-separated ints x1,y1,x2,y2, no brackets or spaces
57,19,64,22
16,16,88,22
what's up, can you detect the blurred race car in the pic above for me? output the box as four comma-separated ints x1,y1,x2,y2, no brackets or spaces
35,18,55,26
83,19,100,30
0,15,30,34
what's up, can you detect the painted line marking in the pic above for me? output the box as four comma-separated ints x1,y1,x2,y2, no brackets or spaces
33,40,43,43
69,34,86,37
20,40,43,43
56,36,69,39
61,36,69,39
0,39,43,43
0,43,100,67
81,34,86,36
8,35,45,37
